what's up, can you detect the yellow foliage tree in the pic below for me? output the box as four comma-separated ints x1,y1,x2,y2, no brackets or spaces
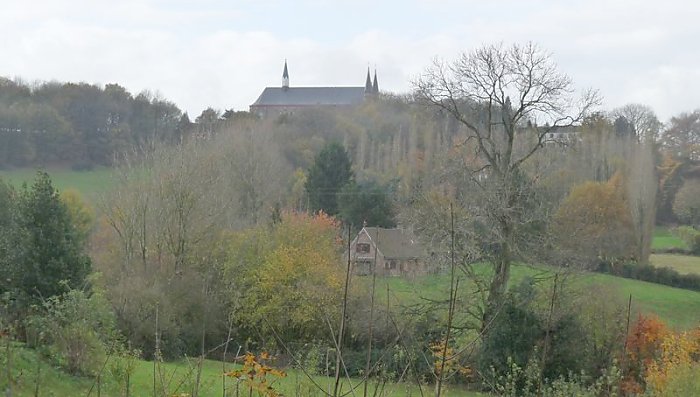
224,211,345,343
551,174,636,266
645,328,700,396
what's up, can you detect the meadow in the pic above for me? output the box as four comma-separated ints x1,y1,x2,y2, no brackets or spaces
651,226,688,251
650,253,700,275
0,167,113,200
381,264,700,330
2,343,484,397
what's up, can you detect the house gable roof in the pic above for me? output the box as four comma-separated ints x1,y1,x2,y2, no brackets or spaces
363,227,425,260
251,86,366,107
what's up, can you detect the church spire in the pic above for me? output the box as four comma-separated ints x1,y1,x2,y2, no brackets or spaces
282,60,289,90
372,68,379,94
364,67,373,93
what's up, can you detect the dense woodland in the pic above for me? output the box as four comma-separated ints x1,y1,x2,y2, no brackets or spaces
2,43,700,396
0,78,195,168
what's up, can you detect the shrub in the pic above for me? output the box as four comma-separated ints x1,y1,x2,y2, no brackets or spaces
492,356,622,397
596,260,700,292
674,226,700,254
107,347,141,396
672,179,700,226
25,286,118,376
654,363,700,396
478,281,542,381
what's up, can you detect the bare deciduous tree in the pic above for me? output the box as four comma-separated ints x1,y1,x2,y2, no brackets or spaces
662,109,700,160
612,103,662,143
626,142,657,265
414,42,600,330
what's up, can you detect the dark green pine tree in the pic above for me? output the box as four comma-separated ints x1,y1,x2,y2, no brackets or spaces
305,142,353,216
0,178,20,296
338,180,396,229
13,171,91,303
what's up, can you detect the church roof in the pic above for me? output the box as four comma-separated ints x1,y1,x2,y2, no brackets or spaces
251,86,366,107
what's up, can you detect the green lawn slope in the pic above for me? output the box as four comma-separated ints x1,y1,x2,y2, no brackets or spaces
379,264,700,330
650,253,700,276
0,167,113,200
652,226,688,251
1,343,483,397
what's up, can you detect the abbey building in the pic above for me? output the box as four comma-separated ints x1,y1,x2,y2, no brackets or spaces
250,61,379,116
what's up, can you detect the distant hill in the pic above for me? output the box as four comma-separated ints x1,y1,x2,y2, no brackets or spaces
0,77,190,169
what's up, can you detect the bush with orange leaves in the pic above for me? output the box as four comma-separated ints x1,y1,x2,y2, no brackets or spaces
644,328,700,396
622,314,700,395
226,352,286,397
430,339,472,380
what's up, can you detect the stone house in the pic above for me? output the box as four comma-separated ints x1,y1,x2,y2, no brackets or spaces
348,226,428,277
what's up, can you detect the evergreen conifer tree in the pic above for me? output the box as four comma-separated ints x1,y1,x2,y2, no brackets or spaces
305,142,353,215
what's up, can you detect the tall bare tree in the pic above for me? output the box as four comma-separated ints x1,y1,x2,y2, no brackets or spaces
662,109,700,161
626,141,657,265
414,42,599,330
612,103,662,143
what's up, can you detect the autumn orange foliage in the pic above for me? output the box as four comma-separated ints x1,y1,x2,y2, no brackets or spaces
430,339,471,379
622,314,700,395
226,352,286,397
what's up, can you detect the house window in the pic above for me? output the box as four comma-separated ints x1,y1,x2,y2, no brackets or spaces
356,260,373,275
385,260,396,270
356,243,370,254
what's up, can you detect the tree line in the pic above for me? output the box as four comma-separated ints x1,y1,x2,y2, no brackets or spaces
0,78,214,169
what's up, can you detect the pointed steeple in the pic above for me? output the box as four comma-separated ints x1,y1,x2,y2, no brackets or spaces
282,60,289,90
364,67,373,93
372,69,379,94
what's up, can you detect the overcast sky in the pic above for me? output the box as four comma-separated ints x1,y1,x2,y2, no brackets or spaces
2,0,699,121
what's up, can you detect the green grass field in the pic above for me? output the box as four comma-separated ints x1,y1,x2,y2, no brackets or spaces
1,343,483,397
379,264,700,330
652,226,688,250
650,254,700,275
0,167,114,200
585,272,700,329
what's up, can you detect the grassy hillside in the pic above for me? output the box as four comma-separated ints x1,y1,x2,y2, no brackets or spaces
1,343,482,397
0,342,97,396
652,226,688,250
650,254,700,275
0,167,113,200
380,265,700,330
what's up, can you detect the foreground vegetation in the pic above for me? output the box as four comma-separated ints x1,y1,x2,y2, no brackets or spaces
1,343,484,397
